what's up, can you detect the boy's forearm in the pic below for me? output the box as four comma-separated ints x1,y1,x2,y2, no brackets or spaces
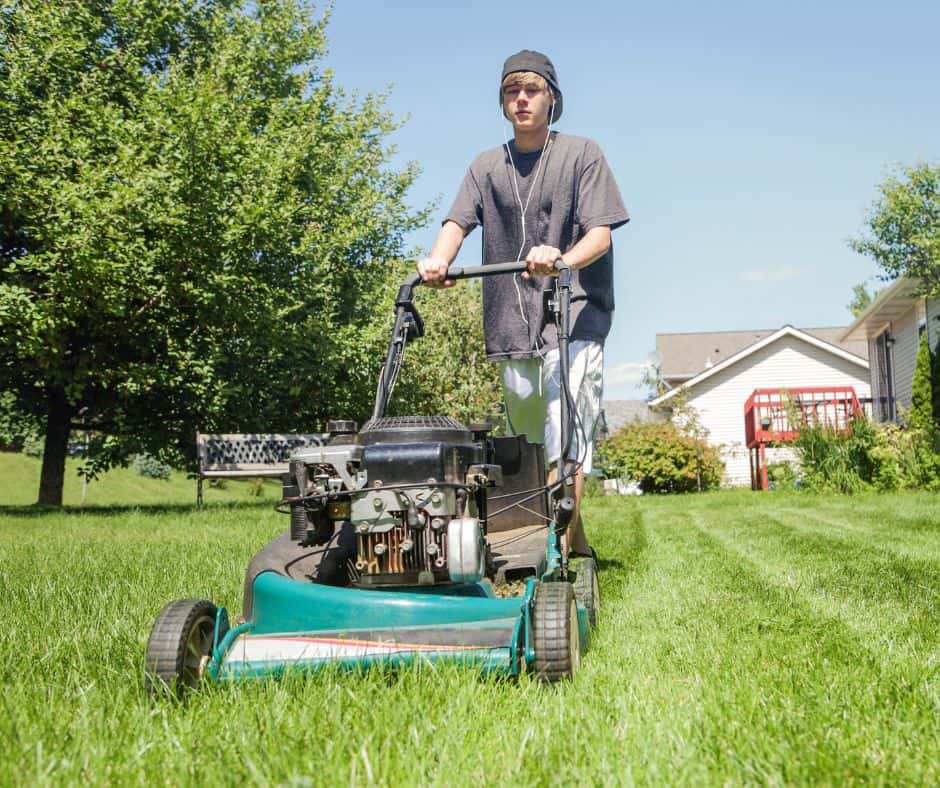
429,221,467,264
563,226,611,270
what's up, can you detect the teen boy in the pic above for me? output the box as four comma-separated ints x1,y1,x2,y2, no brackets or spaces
417,50,629,557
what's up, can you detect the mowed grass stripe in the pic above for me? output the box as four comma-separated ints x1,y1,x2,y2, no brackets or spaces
687,515,940,783
578,503,712,784
705,508,940,652
2,491,940,784
770,499,940,563
0,498,690,785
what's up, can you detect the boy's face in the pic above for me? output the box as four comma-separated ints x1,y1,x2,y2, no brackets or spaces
501,75,553,133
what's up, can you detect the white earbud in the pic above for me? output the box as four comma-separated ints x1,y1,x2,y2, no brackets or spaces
501,99,553,342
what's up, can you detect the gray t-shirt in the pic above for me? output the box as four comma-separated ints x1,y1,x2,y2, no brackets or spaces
445,133,629,360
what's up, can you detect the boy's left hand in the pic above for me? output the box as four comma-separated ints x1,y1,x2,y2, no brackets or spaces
523,245,564,278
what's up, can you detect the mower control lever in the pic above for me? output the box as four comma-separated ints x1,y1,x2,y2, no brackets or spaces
553,496,575,535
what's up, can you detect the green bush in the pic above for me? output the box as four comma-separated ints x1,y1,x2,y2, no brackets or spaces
795,415,939,493
132,453,172,481
582,473,603,499
0,391,40,451
598,421,724,494
766,461,797,489
909,427,940,490
910,332,935,433
21,434,44,458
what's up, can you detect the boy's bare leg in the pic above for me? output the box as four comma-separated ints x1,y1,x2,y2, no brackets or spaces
548,464,591,556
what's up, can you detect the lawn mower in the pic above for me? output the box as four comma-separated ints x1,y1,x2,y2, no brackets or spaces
145,261,600,693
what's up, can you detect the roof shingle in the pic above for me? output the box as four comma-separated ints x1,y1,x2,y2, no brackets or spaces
657,326,867,382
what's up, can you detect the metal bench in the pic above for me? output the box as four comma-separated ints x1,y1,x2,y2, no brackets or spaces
195,432,327,504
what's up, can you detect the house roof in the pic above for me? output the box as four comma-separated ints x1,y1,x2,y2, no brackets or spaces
657,326,867,381
841,277,924,341
650,325,870,406
601,399,661,434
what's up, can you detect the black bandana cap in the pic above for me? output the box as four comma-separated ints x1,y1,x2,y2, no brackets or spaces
500,49,563,123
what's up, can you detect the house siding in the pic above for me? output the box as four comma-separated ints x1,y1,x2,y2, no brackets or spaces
928,296,940,353
675,335,870,487
868,337,882,412
890,304,921,415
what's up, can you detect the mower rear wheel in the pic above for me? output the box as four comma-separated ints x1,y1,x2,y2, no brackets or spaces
145,599,219,697
572,557,600,627
531,582,580,683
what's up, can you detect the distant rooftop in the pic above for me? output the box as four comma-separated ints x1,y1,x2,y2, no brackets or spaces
656,326,867,382
600,400,662,436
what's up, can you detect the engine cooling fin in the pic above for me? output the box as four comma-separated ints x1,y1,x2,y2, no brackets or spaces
358,415,471,445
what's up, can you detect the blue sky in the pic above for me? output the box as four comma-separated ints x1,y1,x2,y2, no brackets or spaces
322,0,939,399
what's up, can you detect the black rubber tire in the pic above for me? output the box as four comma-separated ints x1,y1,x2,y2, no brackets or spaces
572,557,600,628
531,581,580,683
145,599,219,697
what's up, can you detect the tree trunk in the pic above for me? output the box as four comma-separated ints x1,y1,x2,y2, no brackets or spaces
37,386,72,506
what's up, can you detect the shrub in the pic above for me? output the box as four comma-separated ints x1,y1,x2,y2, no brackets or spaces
1,391,40,451
132,453,172,481
909,427,940,490
21,434,44,458
598,421,724,494
582,473,603,499
932,333,940,431
910,332,935,433
766,461,797,489
795,417,868,493
794,414,939,493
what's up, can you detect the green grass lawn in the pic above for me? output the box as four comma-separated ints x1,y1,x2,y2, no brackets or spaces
2,453,940,784
0,452,281,508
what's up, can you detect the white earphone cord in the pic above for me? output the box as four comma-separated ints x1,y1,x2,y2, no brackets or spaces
502,99,555,334
501,99,589,470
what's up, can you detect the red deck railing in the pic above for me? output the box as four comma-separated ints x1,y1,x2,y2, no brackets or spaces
744,387,863,490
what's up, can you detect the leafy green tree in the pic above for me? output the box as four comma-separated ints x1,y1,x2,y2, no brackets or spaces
910,331,934,433
0,390,38,451
384,265,503,428
850,163,940,295
847,282,874,317
933,331,940,432
0,1,426,504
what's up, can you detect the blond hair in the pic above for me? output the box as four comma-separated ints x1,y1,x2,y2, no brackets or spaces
501,71,551,95
500,72,554,122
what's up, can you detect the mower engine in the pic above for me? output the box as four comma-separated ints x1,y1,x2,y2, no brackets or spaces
284,416,501,588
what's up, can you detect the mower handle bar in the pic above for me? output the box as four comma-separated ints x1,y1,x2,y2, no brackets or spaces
398,256,578,543
402,259,569,291
381,259,574,445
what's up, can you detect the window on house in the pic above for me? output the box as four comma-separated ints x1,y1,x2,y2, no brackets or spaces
874,330,895,423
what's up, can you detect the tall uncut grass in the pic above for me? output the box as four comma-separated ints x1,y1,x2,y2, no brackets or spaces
2,455,940,784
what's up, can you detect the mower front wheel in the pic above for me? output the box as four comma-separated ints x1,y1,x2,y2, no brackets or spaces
531,582,580,683
572,557,600,628
145,599,220,697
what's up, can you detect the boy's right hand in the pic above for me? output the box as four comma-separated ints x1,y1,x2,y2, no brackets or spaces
417,256,456,288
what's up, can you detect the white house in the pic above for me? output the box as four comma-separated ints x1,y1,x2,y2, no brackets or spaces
650,326,870,487
841,277,938,422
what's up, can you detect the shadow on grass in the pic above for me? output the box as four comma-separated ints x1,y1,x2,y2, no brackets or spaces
0,499,278,518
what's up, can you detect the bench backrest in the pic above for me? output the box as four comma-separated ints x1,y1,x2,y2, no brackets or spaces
196,433,326,473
